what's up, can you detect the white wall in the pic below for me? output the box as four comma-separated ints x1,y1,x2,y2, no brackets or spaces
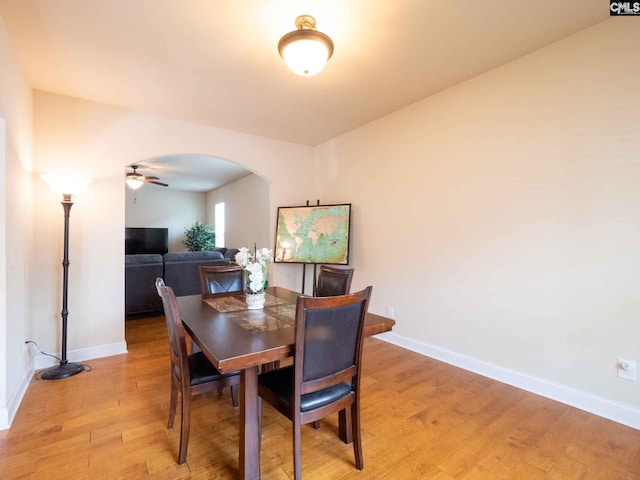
31,92,313,360
125,186,207,252
314,19,640,425
0,17,33,429
206,173,270,250
0,118,4,427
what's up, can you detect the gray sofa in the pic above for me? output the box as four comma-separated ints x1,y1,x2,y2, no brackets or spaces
125,254,164,317
125,249,238,317
163,251,230,296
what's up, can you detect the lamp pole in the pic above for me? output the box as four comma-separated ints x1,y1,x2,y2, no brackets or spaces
41,193,85,380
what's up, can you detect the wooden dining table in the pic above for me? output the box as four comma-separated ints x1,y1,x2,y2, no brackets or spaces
177,286,395,480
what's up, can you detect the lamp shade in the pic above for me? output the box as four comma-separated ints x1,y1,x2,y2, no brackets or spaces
41,174,92,196
125,177,144,190
278,15,334,76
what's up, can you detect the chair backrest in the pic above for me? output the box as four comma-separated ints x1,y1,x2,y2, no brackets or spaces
199,265,245,295
294,286,372,397
315,265,354,297
155,278,190,385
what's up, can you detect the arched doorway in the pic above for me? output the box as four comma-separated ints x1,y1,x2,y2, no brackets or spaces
123,153,270,319
124,153,270,253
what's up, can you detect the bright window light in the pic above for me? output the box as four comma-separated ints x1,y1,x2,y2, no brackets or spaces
215,202,225,247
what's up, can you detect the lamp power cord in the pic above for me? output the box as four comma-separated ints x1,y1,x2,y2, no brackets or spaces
25,340,92,379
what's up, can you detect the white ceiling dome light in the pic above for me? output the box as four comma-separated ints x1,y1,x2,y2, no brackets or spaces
278,15,334,76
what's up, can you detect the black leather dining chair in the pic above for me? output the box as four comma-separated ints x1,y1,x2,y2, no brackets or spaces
192,265,246,355
310,265,356,427
199,264,245,295
315,264,354,297
155,278,240,464
258,286,373,479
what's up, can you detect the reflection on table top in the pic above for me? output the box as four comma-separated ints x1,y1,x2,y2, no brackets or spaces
177,286,395,373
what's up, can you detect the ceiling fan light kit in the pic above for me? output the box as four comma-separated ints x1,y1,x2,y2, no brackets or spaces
278,15,334,76
126,165,168,189
125,177,144,190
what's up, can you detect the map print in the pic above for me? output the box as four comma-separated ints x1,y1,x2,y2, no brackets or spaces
275,204,350,264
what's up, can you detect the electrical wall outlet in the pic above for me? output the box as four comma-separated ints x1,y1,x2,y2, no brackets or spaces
387,306,395,319
617,357,637,381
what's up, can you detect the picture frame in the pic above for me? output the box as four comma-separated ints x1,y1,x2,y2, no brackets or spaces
274,204,351,264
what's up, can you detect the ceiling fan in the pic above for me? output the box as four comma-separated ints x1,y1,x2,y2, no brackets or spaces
125,165,169,189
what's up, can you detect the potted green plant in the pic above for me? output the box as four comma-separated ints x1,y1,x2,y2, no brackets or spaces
183,221,215,251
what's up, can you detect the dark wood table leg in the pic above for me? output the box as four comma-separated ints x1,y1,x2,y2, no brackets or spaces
239,366,261,480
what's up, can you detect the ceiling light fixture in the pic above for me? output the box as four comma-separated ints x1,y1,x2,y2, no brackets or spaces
278,15,334,76
126,176,144,190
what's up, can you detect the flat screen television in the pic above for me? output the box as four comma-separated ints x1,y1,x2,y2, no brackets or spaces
125,227,169,255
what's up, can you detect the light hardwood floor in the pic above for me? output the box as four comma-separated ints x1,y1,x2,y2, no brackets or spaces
1,315,639,479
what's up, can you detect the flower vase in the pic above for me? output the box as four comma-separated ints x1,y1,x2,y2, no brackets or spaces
246,291,266,310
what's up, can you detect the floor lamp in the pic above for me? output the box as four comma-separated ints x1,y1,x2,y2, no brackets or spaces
40,174,91,380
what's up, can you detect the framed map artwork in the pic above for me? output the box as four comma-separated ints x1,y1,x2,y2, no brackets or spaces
274,204,351,264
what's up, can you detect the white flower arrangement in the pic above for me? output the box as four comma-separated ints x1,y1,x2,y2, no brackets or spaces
235,246,274,294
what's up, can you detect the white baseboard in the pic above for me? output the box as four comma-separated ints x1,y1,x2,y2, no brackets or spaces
0,408,7,430
377,332,640,431
0,341,128,430
33,341,128,370
0,361,35,430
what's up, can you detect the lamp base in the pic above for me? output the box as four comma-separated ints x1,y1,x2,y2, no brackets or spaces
41,361,84,380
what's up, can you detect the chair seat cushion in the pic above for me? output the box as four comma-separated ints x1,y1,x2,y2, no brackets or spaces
188,352,239,386
258,366,352,412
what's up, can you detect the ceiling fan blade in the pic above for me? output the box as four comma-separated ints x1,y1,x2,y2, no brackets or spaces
145,179,169,187
145,175,160,180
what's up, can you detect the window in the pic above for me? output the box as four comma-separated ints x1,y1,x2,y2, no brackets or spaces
215,202,225,247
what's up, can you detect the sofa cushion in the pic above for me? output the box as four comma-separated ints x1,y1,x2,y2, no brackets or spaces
163,251,230,296
163,251,224,263
224,248,240,262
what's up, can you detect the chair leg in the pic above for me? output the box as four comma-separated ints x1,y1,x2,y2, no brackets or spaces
311,421,320,429
168,381,178,429
293,419,302,480
351,401,363,470
231,384,239,407
258,398,262,452
178,391,191,465
339,407,353,444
